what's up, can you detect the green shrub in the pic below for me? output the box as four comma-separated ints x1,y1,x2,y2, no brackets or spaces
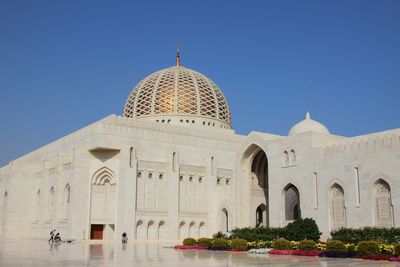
229,218,321,242
298,240,316,251
326,240,346,252
197,238,213,247
183,238,197,246
346,243,357,253
211,238,229,249
231,227,285,241
284,218,321,242
230,238,248,250
273,239,292,250
394,243,400,256
213,231,224,238
357,241,380,256
330,227,400,244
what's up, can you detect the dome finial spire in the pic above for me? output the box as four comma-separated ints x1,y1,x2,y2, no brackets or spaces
306,112,310,119
176,44,180,66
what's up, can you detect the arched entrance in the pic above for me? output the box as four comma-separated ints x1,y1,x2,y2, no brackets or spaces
241,145,269,227
221,208,229,232
89,167,116,240
256,204,267,227
284,184,300,221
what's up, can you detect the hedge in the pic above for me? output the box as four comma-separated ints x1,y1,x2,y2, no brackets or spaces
357,241,380,256
183,238,197,246
231,227,285,241
197,238,213,247
230,238,248,250
273,239,292,250
211,238,229,249
330,227,400,244
231,218,321,242
298,240,317,251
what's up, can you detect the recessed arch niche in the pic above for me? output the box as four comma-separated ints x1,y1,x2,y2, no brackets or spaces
241,144,269,227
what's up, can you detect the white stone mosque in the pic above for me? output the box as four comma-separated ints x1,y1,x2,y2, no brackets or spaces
0,52,398,241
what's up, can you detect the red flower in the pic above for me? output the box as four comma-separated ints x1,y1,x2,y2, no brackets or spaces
174,245,209,250
269,250,321,256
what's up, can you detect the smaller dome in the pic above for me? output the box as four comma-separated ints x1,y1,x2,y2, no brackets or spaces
289,112,329,136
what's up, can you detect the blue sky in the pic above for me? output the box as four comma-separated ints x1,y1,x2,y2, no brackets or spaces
0,0,399,166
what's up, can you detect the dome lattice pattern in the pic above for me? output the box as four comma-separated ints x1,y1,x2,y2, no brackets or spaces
124,66,232,128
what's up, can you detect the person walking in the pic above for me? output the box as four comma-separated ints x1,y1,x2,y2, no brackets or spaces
48,229,56,242
122,232,128,243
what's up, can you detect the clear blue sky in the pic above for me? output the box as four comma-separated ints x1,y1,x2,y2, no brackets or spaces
0,0,399,166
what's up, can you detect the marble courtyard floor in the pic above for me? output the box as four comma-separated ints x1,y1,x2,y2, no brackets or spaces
0,240,399,267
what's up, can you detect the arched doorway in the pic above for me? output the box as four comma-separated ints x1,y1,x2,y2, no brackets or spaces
284,184,300,221
256,204,267,227
241,145,269,227
90,167,116,240
221,208,229,232
158,221,165,240
179,221,186,240
48,187,55,222
199,222,206,237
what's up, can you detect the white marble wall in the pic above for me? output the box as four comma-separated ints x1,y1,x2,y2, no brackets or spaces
0,115,399,241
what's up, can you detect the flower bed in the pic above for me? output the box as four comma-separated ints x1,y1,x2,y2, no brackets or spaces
174,245,208,250
269,250,321,256
248,248,271,254
389,256,400,262
357,255,392,261
230,248,248,252
175,235,400,262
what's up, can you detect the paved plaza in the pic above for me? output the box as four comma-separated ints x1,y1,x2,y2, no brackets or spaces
0,240,399,267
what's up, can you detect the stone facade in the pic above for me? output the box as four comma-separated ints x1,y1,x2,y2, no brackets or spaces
0,62,399,241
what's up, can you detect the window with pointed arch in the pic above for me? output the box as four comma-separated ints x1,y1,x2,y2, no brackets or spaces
290,150,296,163
283,151,289,165
374,179,393,227
48,187,55,221
330,184,346,230
63,184,71,220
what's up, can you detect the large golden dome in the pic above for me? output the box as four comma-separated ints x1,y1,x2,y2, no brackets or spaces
123,54,232,129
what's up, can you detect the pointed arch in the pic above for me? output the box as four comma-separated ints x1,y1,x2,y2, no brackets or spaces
290,149,296,162
147,220,155,240
283,151,289,164
198,221,206,237
48,187,55,221
284,183,300,221
256,203,267,227
329,183,346,230
63,184,71,220
221,208,229,232
158,220,165,240
136,220,144,240
92,167,116,185
189,221,197,238
89,167,117,240
374,179,393,227
179,221,186,240
240,142,269,227
35,189,41,222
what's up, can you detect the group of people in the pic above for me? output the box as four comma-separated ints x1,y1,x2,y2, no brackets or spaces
49,229,127,243
48,229,62,243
